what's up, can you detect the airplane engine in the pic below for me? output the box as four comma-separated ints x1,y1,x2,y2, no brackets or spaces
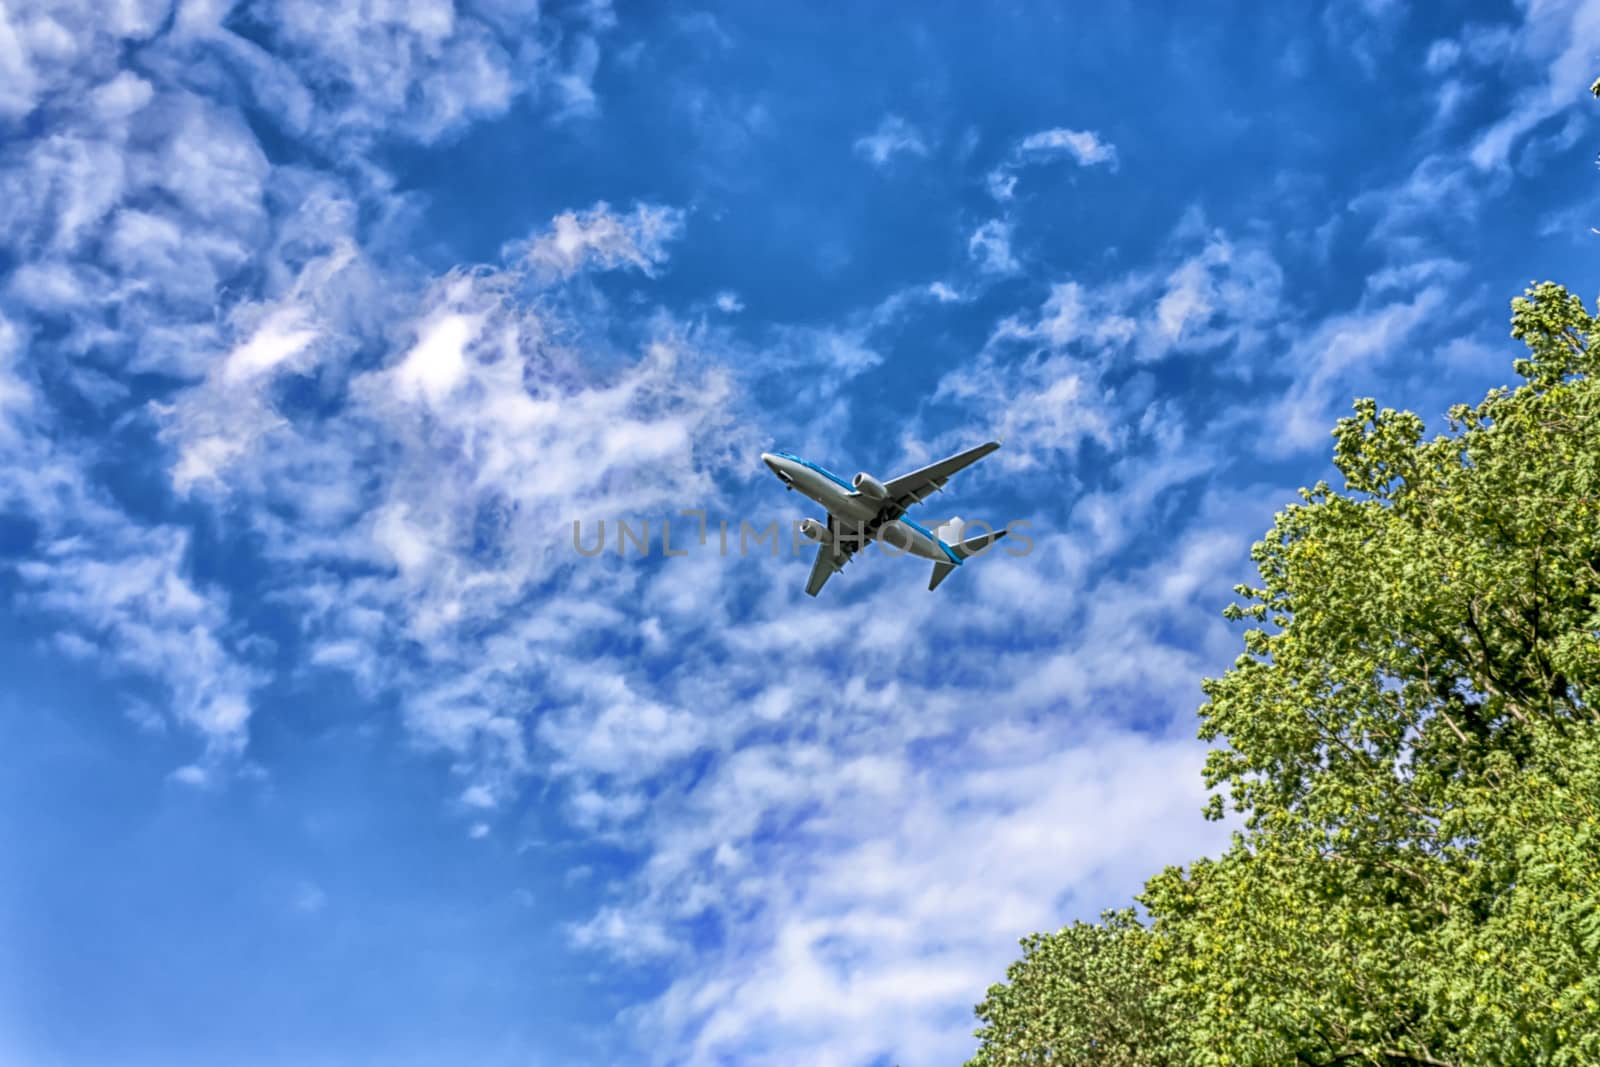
852,472,888,499
798,517,831,543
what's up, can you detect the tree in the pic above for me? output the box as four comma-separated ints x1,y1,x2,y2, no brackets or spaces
970,910,1185,1066
968,283,1600,1065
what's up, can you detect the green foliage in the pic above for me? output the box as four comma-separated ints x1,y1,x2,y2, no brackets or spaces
970,910,1183,1066
968,283,1600,1066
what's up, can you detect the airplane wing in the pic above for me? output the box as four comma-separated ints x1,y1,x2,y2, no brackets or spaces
881,440,1001,515
804,545,840,597
804,514,861,597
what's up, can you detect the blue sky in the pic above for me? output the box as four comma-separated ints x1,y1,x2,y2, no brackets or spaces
1,1,1597,1064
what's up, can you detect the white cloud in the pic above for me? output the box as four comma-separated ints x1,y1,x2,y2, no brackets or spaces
392,310,481,404
0,0,169,121
714,291,744,313
156,241,357,495
511,201,687,282
16,524,261,754
1146,235,1283,359
1272,284,1449,450
146,224,743,802
1429,76,1475,127
0,85,287,376
935,217,1285,474
0,7,42,121
985,169,1018,201
90,70,155,122
1363,0,1599,236
539,698,708,781
233,0,579,143
1349,152,1490,250
989,222,1279,358
987,125,1118,200
292,881,328,913
1364,257,1468,296
1017,126,1119,168
1467,0,1600,171
630,729,1219,1066
4,497,259,763
0,308,261,770
0,0,695,796
0,315,34,444
853,114,930,167
557,475,1270,1065
1424,38,1461,74
553,34,603,119
995,371,1113,466
221,308,320,385
968,219,1019,275
461,784,496,809
169,764,209,787
1321,0,1407,77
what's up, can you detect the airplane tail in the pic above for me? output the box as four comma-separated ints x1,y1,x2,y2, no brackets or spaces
928,524,1009,590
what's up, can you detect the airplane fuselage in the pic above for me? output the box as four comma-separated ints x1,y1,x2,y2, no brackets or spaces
761,451,958,564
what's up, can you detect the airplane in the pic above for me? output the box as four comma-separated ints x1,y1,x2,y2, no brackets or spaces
760,441,1009,597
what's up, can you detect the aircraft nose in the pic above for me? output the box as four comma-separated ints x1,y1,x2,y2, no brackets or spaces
762,453,794,487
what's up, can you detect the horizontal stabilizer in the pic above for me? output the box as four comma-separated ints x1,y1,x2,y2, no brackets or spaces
929,560,957,591
951,527,1008,560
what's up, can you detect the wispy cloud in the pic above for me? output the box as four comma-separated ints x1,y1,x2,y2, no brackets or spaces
968,219,1020,275
987,126,1118,201
853,114,930,167
1466,0,1600,171
931,213,1288,477
292,881,328,914
1271,284,1450,451
0,0,627,783
509,201,688,282
146,215,743,801
1321,0,1408,78
1351,0,1598,261
1017,127,1119,167
560,472,1270,1064
0,314,263,767
227,0,606,142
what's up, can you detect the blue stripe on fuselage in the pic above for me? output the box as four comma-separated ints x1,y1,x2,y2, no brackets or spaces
788,455,856,493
